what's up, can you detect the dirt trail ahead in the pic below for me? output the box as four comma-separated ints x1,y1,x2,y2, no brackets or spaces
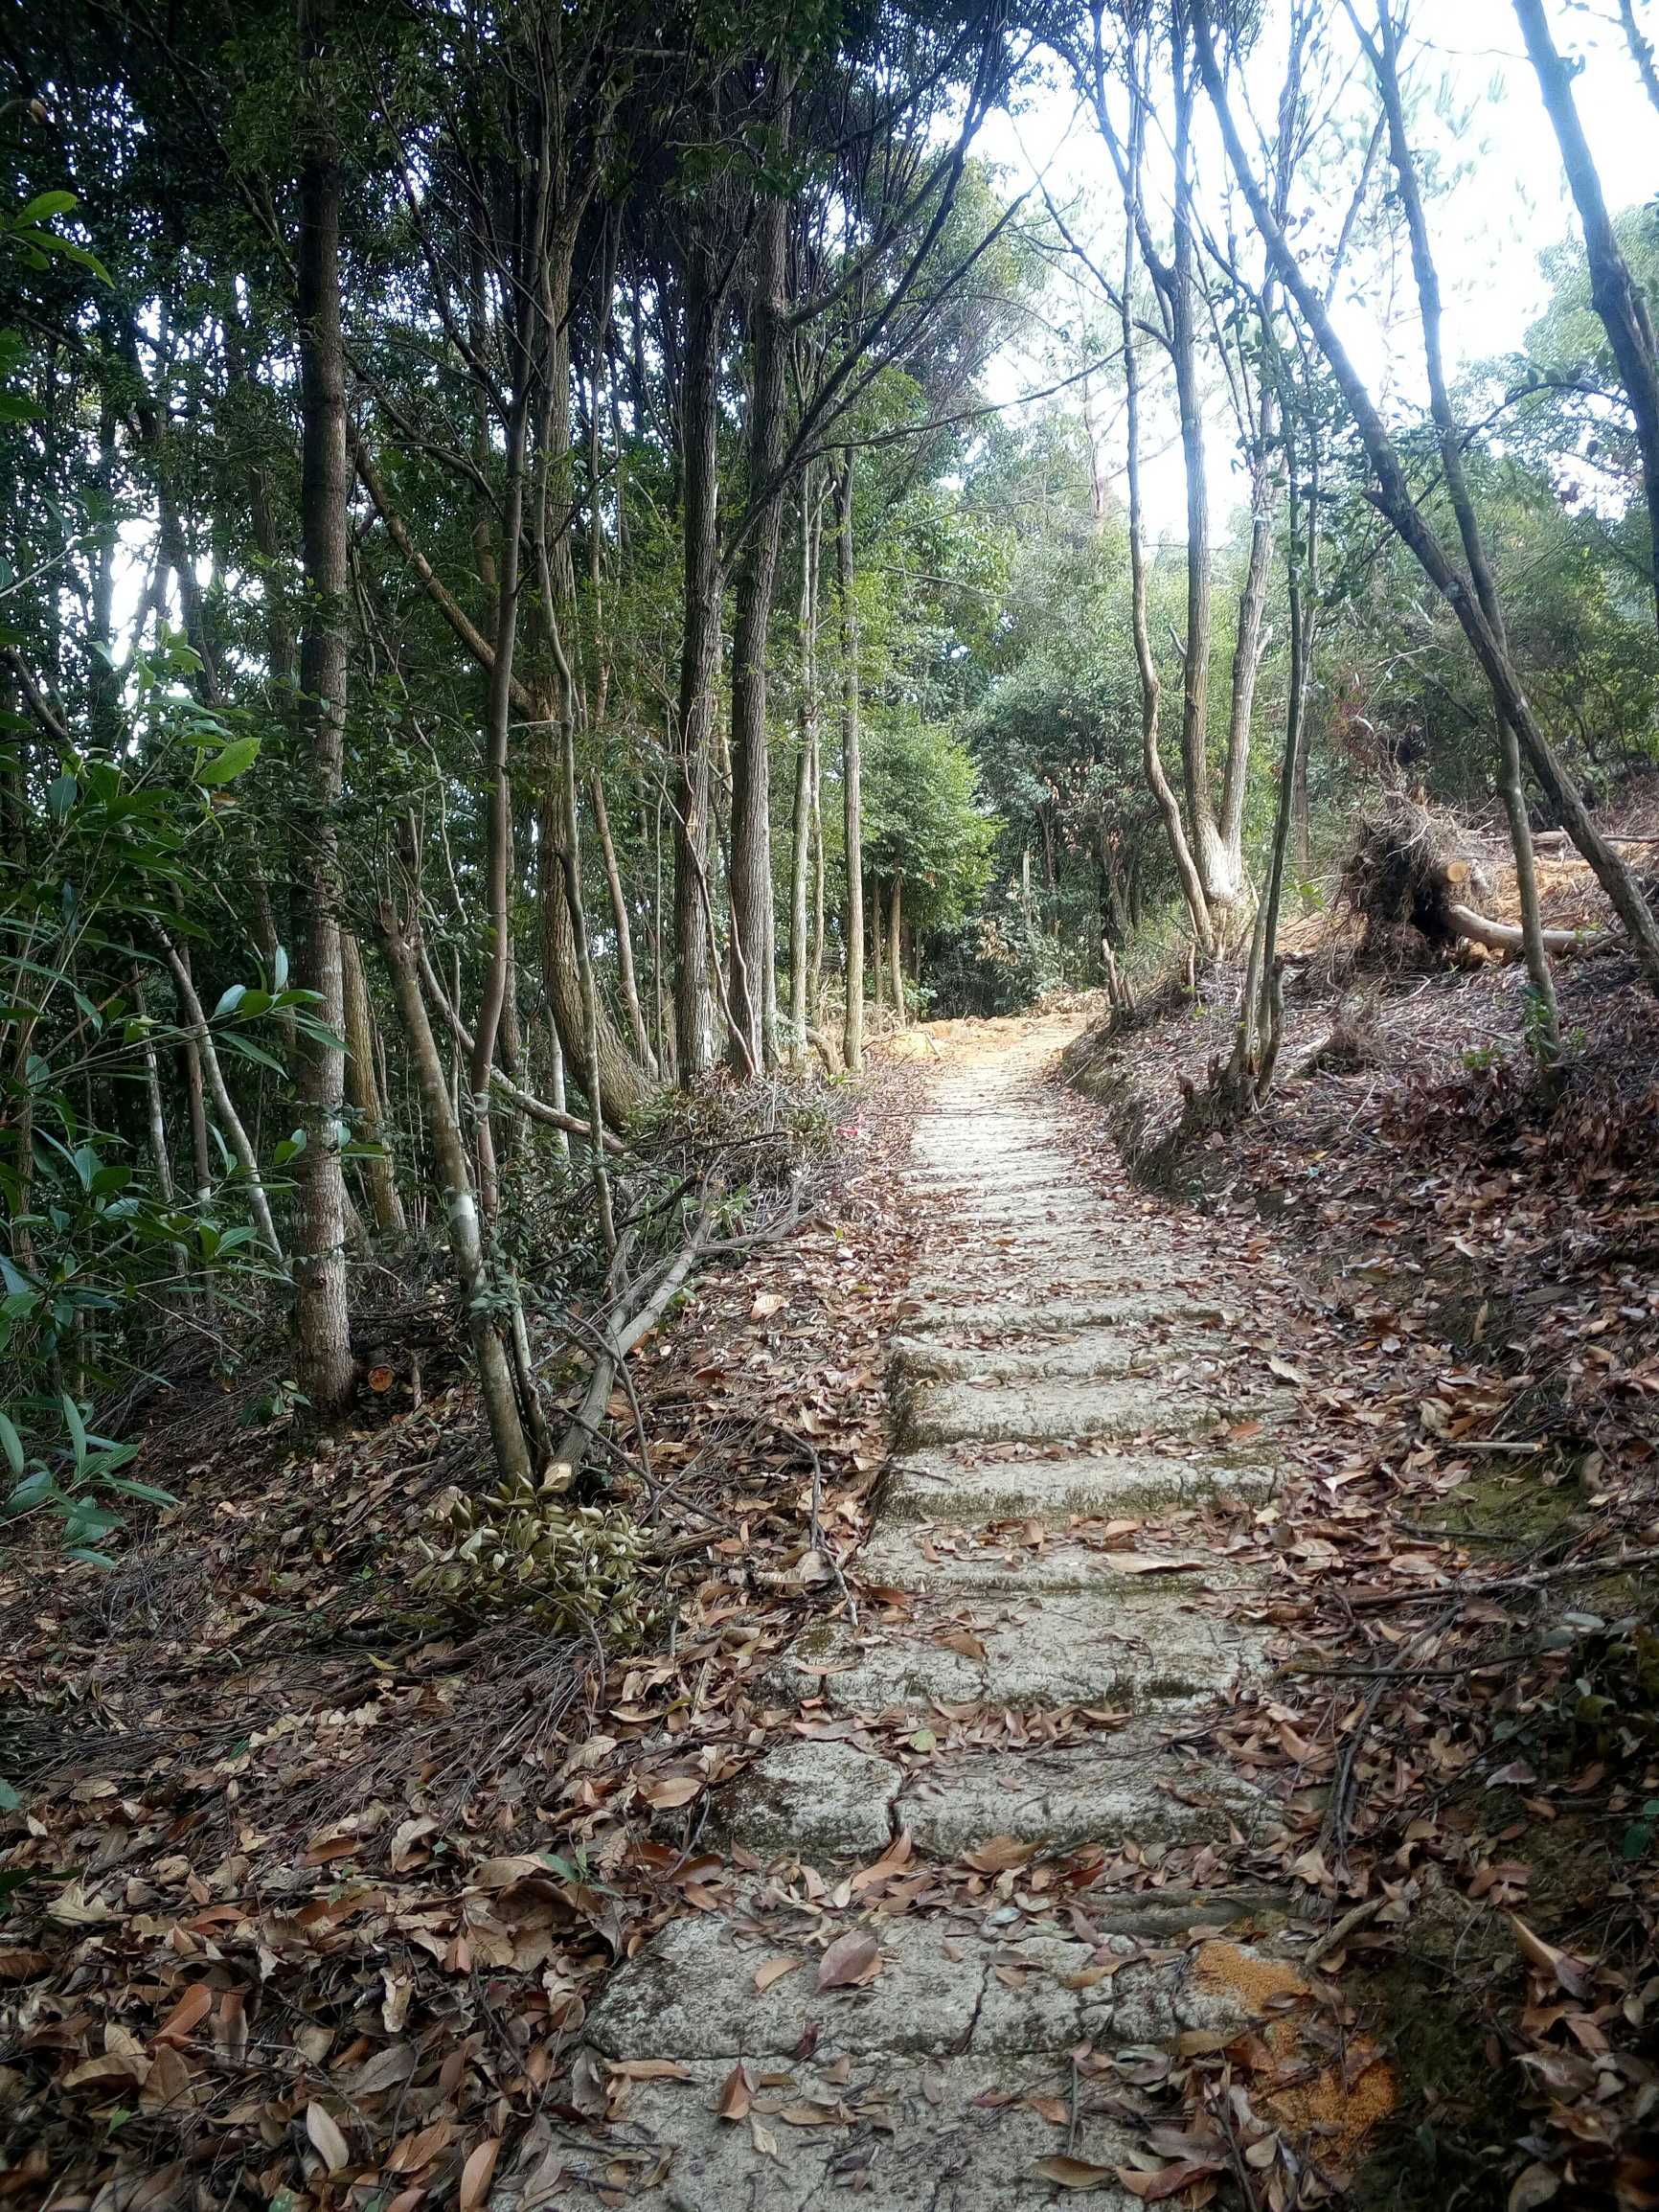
537,1022,1350,2211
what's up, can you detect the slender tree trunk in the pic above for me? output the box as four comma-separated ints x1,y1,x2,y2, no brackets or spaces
1617,0,1659,114
164,942,283,1261
674,235,722,1083
589,767,657,1078
1170,29,1232,911
788,470,818,1053
889,876,904,1026
729,151,791,1074
536,766,648,1127
1120,75,1216,961
341,930,407,1234
809,720,826,1017
870,874,884,1023
561,728,617,1252
543,1010,571,1161
836,455,865,1070
292,0,355,1415
1513,0,1659,637
377,907,532,1485
135,975,193,1300
789,740,813,1055
468,308,534,1216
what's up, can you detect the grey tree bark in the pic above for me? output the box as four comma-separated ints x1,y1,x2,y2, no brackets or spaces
729,145,791,1073
836,455,865,1071
292,0,356,1415
378,905,532,1486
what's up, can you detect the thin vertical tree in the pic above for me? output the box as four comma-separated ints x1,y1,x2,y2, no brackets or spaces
292,0,355,1415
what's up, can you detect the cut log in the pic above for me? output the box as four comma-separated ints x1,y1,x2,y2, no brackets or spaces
1443,902,1593,957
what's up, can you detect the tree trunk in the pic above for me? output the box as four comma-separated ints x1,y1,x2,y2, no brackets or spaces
791,467,823,1056
1120,72,1216,961
889,875,904,1026
1170,27,1229,912
673,233,722,1083
728,156,790,1074
536,768,648,1129
341,930,407,1235
871,874,884,1023
292,0,355,1416
1617,0,1659,114
1513,0,1659,639
561,727,617,1252
164,942,283,1262
378,907,532,1486
836,454,865,1071
589,767,657,1078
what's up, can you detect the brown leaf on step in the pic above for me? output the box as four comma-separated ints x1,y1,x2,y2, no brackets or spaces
607,2059,695,2081
961,1834,1033,1874
751,1291,786,1320
754,1955,801,1994
642,1774,703,1811
817,1927,882,1990
937,1627,988,1661
716,2062,754,2121
1099,1553,1209,1575
1116,2159,1224,2200
458,2137,500,2212
305,2102,351,2175
1033,2155,1119,2188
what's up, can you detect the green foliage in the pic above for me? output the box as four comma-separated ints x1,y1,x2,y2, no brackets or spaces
0,651,329,1560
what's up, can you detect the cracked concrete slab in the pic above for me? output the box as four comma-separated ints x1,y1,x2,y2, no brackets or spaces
855,1523,1261,1598
898,1292,1233,1338
893,1739,1271,1857
881,1447,1281,1525
713,1738,900,1860
585,1912,1263,2065
806,1587,1266,1714
503,2055,1150,2211
892,1326,1227,1387
903,1375,1241,1449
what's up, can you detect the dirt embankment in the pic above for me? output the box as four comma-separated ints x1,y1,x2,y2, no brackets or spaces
1054,810,1659,2210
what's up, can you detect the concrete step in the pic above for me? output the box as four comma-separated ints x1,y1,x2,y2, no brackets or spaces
585,1910,1273,2065
892,1327,1227,1388
855,1523,1257,1599
515,2054,1146,2210
898,1292,1232,1339
712,1728,1271,1864
880,1446,1280,1526
903,1376,1250,1451
797,1586,1267,1716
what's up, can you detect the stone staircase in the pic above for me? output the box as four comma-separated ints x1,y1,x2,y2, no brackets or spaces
523,1031,1307,2211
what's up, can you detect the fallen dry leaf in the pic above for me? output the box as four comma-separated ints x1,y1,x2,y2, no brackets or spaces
458,2136,500,2212
816,1927,881,1991
1033,2155,1119,2188
305,2102,351,2176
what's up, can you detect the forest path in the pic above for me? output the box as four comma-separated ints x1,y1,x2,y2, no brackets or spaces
541,1024,1335,2212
